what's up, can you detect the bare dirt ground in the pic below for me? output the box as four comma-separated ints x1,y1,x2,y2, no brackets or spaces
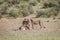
0,16,60,40
0,17,60,33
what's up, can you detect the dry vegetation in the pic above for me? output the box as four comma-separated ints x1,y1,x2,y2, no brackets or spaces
0,0,60,18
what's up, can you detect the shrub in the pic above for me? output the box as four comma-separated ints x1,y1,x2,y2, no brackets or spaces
45,7,60,17
21,10,30,17
36,11,45,18
0,0,60,18
0,0,4,4
23,0,29,2
0,7,7,15
29,1,37,6
19,3,34,17
37,0,40,3
9,12,19,18
58,0,60,4
6,0,20,4
43,2,48,8
7,7,19,18
28,5,34,14
50,8,59,16
43,2,56,8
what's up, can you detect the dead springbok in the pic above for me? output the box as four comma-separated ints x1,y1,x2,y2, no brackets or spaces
19,18,30,30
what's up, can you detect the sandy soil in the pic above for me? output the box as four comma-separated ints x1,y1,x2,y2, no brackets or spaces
0,17,60,33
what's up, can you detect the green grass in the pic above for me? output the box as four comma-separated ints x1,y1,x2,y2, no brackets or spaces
0,30,60,40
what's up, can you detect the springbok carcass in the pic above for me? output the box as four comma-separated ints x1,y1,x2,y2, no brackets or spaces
19,18,30,30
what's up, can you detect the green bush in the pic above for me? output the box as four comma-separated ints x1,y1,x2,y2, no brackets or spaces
7,7,19,18
36,11,45,18
36,7,59,18
0,0,4,4
23,0,29,2
21,10,30,17
28,5,34,14
19,3,34,17
9,12,19,18
0,7,7,15
50,8,59,16
43,2,56,8
0,0,60,18
6,0,20,4
57,0,60,4
37,0,40,3
29,1,37,6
